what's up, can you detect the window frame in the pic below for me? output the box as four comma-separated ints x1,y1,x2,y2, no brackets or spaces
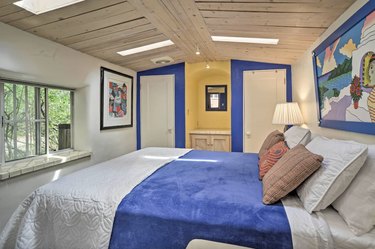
0,78,74,166
205,85,228,111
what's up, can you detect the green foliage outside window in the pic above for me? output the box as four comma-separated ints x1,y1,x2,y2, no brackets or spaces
48,89,71,152
2,82,72,162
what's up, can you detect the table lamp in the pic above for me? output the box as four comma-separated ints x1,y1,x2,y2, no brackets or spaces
272,102,304,132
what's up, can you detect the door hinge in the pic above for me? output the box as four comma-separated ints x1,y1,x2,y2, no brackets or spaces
1,116,4,128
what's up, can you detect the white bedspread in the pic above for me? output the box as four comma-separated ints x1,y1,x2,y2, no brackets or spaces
282,196,333,249
0,148,360,249
0,147,191,249
321,208,375,249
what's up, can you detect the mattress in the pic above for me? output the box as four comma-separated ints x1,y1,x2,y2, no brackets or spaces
188,204,375,249
0,148,368,249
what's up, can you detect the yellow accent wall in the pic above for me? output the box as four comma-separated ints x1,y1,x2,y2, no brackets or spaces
185,61,231,148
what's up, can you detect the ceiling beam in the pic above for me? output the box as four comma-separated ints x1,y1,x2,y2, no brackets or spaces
127,0,219,62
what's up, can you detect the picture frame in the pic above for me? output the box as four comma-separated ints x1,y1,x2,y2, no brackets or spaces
205,85,227,111
312,1,375,135
100,67,133,130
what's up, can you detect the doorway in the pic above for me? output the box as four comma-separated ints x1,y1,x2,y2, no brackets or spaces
243,70,286,153
140,75,175,148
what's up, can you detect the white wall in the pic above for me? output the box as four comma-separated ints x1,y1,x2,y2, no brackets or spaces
292,0,375,144
0,23,137,230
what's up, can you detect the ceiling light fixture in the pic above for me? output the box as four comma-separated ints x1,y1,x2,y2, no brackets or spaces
14,0,85,15
151,56,174,65
211,36,279,45
117,40,174,56
195,45,200,55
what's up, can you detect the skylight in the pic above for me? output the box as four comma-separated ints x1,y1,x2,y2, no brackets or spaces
14,0,85,15
211,36,279,45
117,40,174,56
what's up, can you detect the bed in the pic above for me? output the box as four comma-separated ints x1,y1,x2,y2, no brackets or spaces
0,147,374,249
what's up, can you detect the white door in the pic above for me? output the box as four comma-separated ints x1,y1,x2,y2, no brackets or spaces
243,70,286,153
141,75,175,148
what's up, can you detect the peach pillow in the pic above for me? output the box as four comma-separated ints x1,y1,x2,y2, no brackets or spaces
259,141,289,180
258,130,284,158
263,144,323,205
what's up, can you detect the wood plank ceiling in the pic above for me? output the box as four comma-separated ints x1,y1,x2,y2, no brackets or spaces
0,0,356,71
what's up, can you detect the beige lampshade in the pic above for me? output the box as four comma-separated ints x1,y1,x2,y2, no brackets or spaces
272,102,304,125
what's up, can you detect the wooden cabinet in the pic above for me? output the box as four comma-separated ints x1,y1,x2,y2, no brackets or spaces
190,134,211,150
211,135,231,152
190,130,231,152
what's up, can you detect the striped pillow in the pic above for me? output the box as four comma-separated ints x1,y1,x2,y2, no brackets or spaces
259,141,289,180
258,130,284,158
263,144,323,205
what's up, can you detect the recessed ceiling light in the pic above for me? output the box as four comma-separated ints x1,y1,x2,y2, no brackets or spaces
14,0,85,15
117,40,174,56
211,36,279,45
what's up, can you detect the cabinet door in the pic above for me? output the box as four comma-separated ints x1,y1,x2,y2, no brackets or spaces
191,134,210,150
211,135,231,152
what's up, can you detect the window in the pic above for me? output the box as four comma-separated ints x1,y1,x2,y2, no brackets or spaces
205,85,227,111
0,81,73,164
209,94,220,108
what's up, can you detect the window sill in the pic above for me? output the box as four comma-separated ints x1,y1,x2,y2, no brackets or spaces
0,150,91,181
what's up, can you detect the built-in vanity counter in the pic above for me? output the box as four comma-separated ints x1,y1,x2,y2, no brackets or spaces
190,129,231,152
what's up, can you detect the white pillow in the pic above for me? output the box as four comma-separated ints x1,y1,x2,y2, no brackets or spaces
297,136,368,213
332,145,375,235
284,126,311,148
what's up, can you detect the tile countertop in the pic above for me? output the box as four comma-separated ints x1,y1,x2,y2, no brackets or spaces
189,129,231,135
0,150,91,181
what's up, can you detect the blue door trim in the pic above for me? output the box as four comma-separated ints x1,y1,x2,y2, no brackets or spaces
231,59,292,152
137,63,186,149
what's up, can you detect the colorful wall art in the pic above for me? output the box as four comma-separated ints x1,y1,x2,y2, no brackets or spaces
109,81,127,118
100,67,133,130
313,2,375,135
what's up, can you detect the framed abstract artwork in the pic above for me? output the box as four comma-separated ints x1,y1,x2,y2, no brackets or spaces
100,67,133,130
313,1,375,135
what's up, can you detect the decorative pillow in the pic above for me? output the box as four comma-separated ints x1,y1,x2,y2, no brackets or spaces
332,145,375,236
284,126,311,148
297,136,368,213
262,144,323,205
258,130,284,158
259,141,289,180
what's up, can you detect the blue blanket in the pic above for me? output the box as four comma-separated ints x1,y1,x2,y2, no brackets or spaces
109,150,292,249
